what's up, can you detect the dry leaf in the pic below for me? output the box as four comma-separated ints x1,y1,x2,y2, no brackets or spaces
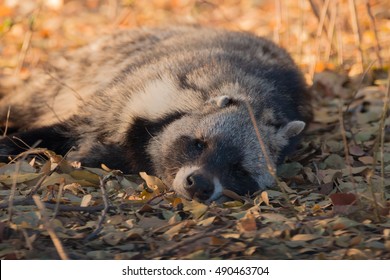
237,212,257,232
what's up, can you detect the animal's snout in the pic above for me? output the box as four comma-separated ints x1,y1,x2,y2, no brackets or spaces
185,171,214,201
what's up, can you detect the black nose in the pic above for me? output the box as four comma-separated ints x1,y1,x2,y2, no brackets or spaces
185,172,214,201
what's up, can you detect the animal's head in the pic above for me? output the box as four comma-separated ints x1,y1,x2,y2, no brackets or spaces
148,94,306,203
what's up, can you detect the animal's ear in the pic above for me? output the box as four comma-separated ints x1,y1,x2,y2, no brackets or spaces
278,120,306,139
207,95,232,108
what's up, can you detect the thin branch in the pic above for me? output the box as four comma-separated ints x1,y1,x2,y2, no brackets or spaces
338,103,357,192
28,173,48,197
84,176,110,241
21,228,34,251
32,195,69,260
245,101,276,177
324,0,337,62
44,70,85,103
348,0,364,72
365,0,383,68
8,160,21,223
0,197,113,212
3,106,11,137
335,2,344,66
308,0,330,37
27,148,75,197
51,179,65,220
14,5,42,75
378,69,390,191
147,231,215,259
309,0,330,79
245,101,299,219
7,141,43,222
14,27,33,75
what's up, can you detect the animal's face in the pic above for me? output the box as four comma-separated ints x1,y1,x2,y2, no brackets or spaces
149,96,305,203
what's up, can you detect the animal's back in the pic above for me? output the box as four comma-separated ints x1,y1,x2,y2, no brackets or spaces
0,26,310,129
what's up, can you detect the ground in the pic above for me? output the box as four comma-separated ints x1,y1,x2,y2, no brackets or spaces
0,0,389,260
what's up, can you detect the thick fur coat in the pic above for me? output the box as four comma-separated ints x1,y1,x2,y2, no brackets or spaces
0,26,312,202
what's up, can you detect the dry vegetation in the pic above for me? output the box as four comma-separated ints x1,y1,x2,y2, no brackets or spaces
0,0,389,259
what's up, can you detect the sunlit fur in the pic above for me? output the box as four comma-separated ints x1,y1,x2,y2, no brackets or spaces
0,26,312,202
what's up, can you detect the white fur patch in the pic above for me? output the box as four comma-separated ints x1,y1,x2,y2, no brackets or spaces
116,76,202,138
172,165,201,200
205,177,224,203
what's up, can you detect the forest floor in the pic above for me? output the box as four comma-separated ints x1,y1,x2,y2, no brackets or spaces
0,0,389,259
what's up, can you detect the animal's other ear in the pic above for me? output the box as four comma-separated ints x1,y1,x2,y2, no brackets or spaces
207,95,232,108
278,120,306,139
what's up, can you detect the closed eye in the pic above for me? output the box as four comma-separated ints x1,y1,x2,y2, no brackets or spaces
232,162,249,176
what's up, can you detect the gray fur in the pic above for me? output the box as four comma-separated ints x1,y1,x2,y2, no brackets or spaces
0,26,312,202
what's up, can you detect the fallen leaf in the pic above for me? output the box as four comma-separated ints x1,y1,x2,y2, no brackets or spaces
349,145,365,156
325,154,346,169
80,194,92,207
139,172,168,193
277,162,303,178
291,234,319,242
182,200,208,219
197,216,216,227
358,156,374,165
261,191,270,206
237,212,257,233
329,193,357,205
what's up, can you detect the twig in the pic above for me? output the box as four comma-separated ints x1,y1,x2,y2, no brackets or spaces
51,179,65,220
3,106,11,137
146,191,170,205
308,0,339,55
7,142,47,164
365,0,383,68
32,195,69,260
84,176,110,241
0,197,113,212
361,70,389,223
312,162,322,185
377,69,390,192
27,148,76,197
21,228,34,251
324,0,337,62
366,170,381,223
7,141,42,221
338,103,357,192
345,60,376,113
308,0,330,37
348,0,364,72
44,70,85,103
28,173,48,197
309,0,330,80
245,101,299,219
147,231,215,259
8,160,21,223
380,70,390,188
335,2,344,66
14,5,41,75
245,101,276,177
14,28,33,75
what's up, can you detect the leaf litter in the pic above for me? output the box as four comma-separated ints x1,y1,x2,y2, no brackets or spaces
0,0,389,260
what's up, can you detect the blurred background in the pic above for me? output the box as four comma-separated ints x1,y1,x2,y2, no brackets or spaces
0,0,389,82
